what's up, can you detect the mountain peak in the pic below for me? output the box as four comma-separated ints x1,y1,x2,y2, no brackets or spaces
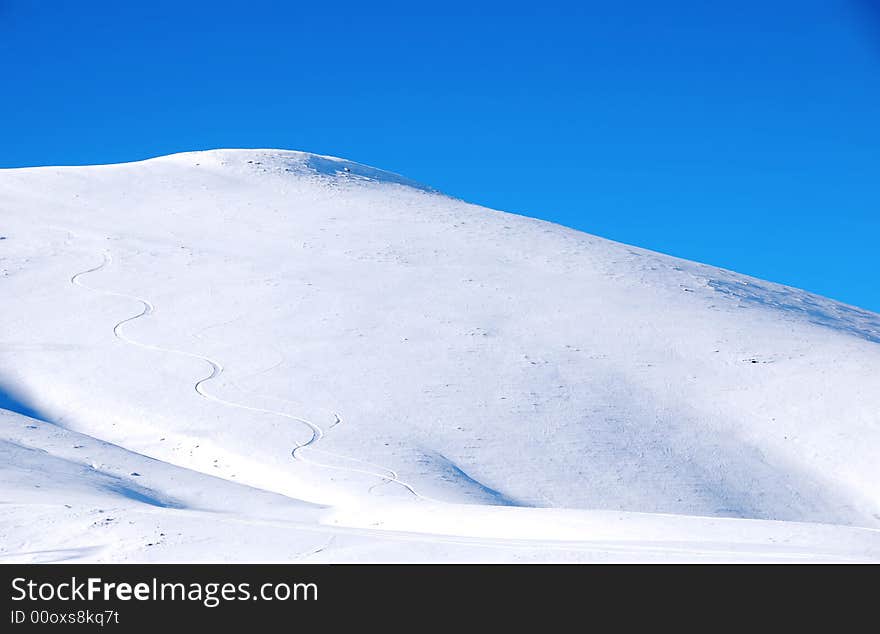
152,148,437,194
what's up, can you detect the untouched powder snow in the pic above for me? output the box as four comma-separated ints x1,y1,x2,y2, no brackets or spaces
1,149,879,562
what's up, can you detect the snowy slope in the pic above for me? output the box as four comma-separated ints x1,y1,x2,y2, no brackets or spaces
1,149,878,562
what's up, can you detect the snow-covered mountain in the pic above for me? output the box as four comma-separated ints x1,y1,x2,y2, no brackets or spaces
2,149,879,562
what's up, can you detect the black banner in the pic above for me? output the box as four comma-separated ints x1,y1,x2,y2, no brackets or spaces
0,564,872,629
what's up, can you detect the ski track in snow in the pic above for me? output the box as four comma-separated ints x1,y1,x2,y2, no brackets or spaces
294,535,336,561
191,336,417,494
70,249,424,501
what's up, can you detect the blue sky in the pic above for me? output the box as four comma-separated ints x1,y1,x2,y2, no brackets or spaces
2,1,878,311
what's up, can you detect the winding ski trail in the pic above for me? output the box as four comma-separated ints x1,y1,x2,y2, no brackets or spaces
70,249,424,500
189,335,410,491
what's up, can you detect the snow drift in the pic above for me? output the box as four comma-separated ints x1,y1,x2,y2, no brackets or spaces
1,149,878,562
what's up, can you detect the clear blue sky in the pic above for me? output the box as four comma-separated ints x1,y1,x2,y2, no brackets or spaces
2,1,878,311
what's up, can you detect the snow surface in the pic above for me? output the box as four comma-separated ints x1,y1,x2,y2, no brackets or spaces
1,149,878,562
